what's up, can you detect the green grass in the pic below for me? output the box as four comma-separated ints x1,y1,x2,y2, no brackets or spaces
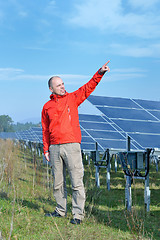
0,139,160,239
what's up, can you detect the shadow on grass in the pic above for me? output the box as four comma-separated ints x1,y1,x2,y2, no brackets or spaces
0,191,9,200
36,196,56,208
18,177,28,182
83,182,160,240
21,199,40,210
86,206,157,239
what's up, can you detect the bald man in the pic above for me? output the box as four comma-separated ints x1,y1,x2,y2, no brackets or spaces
41,61,110,224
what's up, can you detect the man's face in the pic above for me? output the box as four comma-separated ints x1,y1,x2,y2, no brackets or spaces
49,77,66,96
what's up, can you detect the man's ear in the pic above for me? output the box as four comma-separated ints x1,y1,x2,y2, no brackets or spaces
49,87,53,93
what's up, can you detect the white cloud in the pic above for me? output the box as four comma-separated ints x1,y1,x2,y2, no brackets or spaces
8,0,28,18
103,68,146,83
110,43,160,58
68,0,122,31
18,11,28,18
0,67,145,85
0,68,24,80
112,68,146,74
44,0,56,14
68,0,160,39
0,68,47,81
128,0,159,10
0,68,89,84
60,74,90,86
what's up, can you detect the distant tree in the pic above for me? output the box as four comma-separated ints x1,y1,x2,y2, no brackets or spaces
0,115,14,132
13,122,41,131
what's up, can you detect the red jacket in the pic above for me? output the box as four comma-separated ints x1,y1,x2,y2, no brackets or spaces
41,69,104,153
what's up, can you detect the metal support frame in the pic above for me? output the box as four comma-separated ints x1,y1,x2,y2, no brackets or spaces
144,173,150,212
91,142,111,190
150,149,160,172
95,165,100,187
125,175,132,211
118,136,151,211
106,149,110,190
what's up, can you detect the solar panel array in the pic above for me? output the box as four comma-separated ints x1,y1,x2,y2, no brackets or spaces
1,96,160,152
15,128,41,143
87,95,160,150
0,132,17,140
79,114,136,151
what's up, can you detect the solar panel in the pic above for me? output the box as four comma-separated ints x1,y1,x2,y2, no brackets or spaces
148,110,160,120
16,129,40,142
133,98,160,111
113,120,160,134
79,114,140,151
87,95,140,108
88,95,160,149
129,133,160,148
97,107,156,121
0,132,17,139
30,127,43,143
80,120,116,131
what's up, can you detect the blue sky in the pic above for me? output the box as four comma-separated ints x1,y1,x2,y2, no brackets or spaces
0,0,160,123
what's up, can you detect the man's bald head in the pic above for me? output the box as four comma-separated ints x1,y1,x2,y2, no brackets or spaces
48,76,66,96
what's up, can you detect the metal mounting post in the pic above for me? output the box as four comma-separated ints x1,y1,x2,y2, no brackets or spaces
95,165,100,188
115,156,117,173
106,149,110,190
125,175,132,211
95,142,100,187
144,174,150,212
144,149,151,212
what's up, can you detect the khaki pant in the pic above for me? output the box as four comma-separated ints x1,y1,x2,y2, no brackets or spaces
49,143,85,220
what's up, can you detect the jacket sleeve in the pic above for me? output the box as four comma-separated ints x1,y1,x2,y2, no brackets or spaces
41,107,50,154
72,69,105,106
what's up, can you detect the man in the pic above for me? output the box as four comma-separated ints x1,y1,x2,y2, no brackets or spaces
41,61,110,224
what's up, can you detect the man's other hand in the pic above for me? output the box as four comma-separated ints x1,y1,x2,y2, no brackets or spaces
45,152,50,162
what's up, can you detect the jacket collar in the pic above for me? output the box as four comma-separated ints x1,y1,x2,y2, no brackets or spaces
50,91,68,100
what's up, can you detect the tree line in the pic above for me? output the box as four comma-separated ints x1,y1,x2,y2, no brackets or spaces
0,115,41,132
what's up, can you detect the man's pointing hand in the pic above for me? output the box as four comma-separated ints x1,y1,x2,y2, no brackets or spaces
99,60,110,74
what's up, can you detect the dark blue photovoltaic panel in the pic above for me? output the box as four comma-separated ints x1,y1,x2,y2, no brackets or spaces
102,115,113,123
16,130,40,142
81,136,95,143
80,121,116,131
81,125,104,151
30,127,42,132
88,95,160,150
148,110,160,120
94,139,128,150
87,130,125,140
97,107,156,121
88,95,141,108
79,113,129,150
113,120,160,134
81,129,89,137
133,99,160,110
79,114,106,122
129,134,160,148
0,132,17,139
81,142,103,151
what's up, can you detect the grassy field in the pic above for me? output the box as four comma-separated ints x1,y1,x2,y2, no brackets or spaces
0,139,160,240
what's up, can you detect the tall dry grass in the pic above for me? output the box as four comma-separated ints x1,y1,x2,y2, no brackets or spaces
0,139,18,185
0,139,20,239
